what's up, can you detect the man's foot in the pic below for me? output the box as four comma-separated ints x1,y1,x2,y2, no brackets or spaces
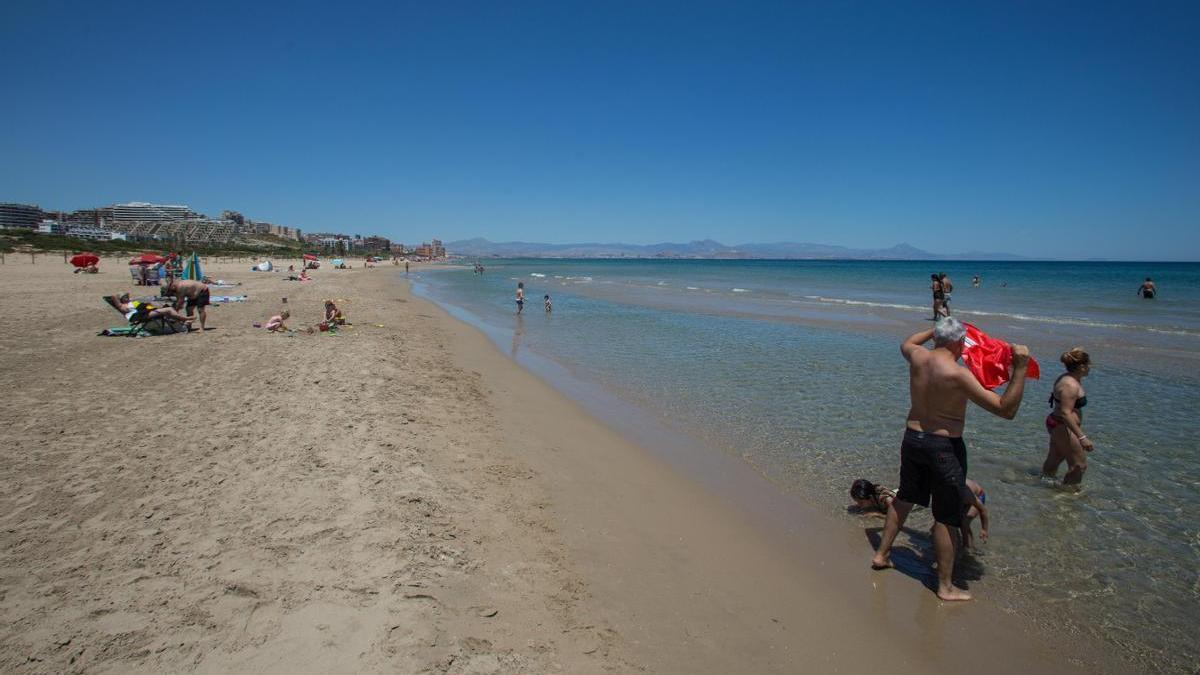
937,585,973,601
870,554,893,570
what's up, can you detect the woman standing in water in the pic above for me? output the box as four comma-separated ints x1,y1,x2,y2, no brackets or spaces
1042,348,1094,485
930,273,945,320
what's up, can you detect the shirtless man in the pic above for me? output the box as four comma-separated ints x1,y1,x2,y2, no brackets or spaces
516,282,525,314
164,277,211,331
870,317,1030,601
1138,277,1157,299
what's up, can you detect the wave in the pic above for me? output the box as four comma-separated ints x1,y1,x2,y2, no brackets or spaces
731,288,750,293
530,273,546,278
799,295,1199,336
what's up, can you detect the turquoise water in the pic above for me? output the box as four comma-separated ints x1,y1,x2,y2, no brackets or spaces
413,259,1200,674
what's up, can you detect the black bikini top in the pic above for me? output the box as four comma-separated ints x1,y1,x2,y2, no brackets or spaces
1049,376,1087,410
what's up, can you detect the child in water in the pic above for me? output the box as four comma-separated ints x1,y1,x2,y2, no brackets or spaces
851,477,989,551
544,294,552,312
850,479,897,514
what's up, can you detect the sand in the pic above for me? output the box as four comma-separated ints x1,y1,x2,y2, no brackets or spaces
0,254,1126,673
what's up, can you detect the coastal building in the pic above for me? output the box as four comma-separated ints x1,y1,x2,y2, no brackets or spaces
432,239,445,259
68,225,123,241
361,235,391,252
103,202,204,225
252,222,302,241
36,220,66,235
0,202,43,229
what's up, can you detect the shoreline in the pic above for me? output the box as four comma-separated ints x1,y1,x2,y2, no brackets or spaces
0,258,1126,673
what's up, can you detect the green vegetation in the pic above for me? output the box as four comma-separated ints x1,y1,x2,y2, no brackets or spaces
0,229,311,257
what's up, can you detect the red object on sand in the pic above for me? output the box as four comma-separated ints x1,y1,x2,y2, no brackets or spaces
69,253,100,268
962,323,1041,390
129,252,167,265
303,253,318,261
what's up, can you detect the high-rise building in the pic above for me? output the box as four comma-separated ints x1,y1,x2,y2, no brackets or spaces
432,239,445,259
0,202,43,229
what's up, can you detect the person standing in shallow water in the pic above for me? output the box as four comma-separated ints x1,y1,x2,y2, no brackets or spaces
1138,277,1157,299
871,317,1030,601
1041,348,1093,485
515,282,525,314
930,274,945,320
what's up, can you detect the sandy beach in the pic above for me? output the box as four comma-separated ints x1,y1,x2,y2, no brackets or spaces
0,255,1125,673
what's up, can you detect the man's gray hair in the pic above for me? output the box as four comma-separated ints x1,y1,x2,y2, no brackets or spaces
933,316,967,346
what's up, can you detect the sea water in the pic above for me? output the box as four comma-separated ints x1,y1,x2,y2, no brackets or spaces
412,259,1200,674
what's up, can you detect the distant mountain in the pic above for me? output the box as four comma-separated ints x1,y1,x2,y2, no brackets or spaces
446,238,1025,260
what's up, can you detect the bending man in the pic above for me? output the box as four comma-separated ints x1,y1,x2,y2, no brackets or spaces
164,276,211,332
870,317,1030,601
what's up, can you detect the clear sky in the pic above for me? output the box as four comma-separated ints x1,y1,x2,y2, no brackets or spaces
2,1,1197,259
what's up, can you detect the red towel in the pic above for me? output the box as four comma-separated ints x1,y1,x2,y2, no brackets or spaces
962,323,1040,390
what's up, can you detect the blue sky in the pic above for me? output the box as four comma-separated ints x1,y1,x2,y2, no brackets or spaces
2,1,1197,259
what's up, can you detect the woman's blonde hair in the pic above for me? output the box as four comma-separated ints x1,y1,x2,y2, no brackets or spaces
1060,347,1090,371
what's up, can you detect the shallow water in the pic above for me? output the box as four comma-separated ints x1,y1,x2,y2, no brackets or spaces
414,259,1200,674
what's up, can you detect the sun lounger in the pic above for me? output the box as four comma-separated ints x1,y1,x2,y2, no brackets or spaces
101,296,188,337
129,265,162,286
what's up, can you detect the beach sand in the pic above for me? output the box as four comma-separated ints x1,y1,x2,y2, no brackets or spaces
0,255,1124,673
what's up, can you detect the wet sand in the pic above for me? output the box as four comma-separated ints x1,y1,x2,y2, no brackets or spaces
0,255,1125,673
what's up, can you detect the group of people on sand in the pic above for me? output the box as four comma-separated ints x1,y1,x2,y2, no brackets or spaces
852,315,1097,601
107,276,212,332
264,299,348,334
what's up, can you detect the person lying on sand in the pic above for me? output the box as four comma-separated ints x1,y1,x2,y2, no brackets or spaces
107,294,192,325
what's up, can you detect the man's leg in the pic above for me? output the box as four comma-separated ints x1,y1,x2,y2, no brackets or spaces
871,499,913,569
932,522,970,600
199,306,207,331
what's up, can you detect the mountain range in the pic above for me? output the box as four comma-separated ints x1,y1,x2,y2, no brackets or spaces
445,238,1026,260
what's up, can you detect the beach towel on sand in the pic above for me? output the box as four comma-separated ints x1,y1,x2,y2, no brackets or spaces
209,295,248,303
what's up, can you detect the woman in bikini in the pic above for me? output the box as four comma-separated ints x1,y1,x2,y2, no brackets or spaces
1041,347,1094,485
930,273,945,320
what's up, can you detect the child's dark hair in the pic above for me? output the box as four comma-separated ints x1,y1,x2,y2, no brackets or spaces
850,479,875,501
544,294,550,300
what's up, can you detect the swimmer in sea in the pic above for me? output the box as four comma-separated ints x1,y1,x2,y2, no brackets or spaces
939,272,953,316
544,294,552,313
1138,277,1157,299
1041,348,1093,486
516,281,525,314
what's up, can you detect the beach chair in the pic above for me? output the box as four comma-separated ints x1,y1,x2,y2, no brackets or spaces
101,296,188,336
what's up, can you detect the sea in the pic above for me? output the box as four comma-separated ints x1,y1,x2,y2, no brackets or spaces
411,259,1200,674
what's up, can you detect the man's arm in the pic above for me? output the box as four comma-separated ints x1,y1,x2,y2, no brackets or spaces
900,329,935,362
960,344,1030,419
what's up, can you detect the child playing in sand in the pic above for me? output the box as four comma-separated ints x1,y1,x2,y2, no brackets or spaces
544,294,552,312
850,479,897,514
324,300,348,325
265,310,290,332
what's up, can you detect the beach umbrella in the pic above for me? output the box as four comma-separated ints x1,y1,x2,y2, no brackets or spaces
129,252,167,266
182,251,203,280
70,252,99,268
303,253,318,261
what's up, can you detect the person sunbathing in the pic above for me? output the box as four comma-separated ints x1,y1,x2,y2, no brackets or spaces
324,300,348,325
107,294,192,325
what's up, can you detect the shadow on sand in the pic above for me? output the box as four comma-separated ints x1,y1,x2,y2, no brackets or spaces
864,527,984,595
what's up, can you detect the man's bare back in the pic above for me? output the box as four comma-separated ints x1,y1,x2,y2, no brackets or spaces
173,279,207,300
901,327,1030,437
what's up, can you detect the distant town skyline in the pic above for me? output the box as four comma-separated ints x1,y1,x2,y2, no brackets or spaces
2,2,1197,260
